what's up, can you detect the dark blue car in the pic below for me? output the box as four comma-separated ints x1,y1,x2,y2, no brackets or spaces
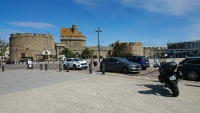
123,55,150,70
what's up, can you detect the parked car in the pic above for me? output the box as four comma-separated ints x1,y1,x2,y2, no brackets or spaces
6,60,15,64
63,58,88,70
123,55,150,70
177,57,200,81
100,57,141,74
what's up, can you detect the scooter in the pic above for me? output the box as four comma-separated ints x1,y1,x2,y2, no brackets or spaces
154,61,179,97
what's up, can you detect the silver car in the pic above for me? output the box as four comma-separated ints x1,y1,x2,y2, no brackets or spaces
100,57,142,74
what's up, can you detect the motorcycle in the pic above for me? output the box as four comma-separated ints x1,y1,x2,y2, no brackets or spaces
154,61,179,97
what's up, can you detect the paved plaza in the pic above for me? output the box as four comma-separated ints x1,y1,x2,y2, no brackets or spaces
0,64,200,113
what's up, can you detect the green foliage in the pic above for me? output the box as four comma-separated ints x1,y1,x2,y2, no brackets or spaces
59,47,73,58
81,47,93,59
0,37,8,56
73,52,80,58
100,55,103,59
111,44,133,57
93,55,97,59
111,44,125,57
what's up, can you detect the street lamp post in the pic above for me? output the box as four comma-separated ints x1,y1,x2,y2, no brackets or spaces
95,26,102,62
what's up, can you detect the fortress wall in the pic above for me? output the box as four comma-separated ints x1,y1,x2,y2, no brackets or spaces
9,33,55,61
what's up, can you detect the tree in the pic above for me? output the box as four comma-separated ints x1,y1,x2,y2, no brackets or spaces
93,55,97,59
59,47,73,58
73,52,80,58
0,37,8,56
81,47,93,59
112,44,125,57
111,43,133,57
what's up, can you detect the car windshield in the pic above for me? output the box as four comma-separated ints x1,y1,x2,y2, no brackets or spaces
73,58,83,61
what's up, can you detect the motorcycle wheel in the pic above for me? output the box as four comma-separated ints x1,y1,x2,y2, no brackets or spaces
171,82,179,97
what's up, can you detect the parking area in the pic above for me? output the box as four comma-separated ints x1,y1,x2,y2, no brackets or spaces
1,59,199,83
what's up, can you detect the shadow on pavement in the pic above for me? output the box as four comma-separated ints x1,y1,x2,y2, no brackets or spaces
137,84,173,97
185,84,200,87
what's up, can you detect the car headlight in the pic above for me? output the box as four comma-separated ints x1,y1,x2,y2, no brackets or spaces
129,65,136,67
76,62,80,64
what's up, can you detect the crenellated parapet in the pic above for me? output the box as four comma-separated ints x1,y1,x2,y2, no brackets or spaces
10,33,54,39
129,42,142,46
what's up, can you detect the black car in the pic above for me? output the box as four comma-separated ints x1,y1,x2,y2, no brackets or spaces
6,60,15,64
177,57,200,81
100,57,142,74
123,55,150,70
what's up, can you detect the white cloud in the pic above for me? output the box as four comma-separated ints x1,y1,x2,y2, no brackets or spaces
119,0,200,16
73,0,96,6
185,22,200,41
9,22,54,29
73,0,200,16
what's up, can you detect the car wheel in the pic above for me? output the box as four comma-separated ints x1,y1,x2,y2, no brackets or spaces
122,67,129,74
63,64,67,70
187,70,199,80
73,65,77,70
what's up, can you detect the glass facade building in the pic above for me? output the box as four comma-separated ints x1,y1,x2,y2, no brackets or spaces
152,40,200,58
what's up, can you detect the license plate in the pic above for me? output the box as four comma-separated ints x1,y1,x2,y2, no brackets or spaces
146,62,149,63
169,75,176,80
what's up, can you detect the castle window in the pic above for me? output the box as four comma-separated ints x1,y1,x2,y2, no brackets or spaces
26,48,29,50
21,53,25,57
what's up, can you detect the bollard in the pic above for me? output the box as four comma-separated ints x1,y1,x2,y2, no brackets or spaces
102,63,105,75
45,63,47,71
2,65,4,72
31,64,33,70
0,63,1,66
40,63,43,70
89,63,92,74
59,63,62,72
67,63,69,72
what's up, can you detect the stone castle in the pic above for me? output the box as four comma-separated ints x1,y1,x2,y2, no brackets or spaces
9,24,164,61
9,33,55,61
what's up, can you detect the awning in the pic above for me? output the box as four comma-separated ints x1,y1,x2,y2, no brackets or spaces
38,50,54,55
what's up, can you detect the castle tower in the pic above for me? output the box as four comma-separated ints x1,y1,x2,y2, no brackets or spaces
60,24,86,53
9,33,55,61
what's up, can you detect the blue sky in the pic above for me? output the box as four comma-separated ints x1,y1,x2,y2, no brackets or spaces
0,0,200,47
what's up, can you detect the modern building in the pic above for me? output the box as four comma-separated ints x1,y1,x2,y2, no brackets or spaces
150,40,200,58
167,40,200,57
